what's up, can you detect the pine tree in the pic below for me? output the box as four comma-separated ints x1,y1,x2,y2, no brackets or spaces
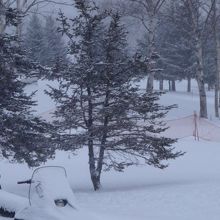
24,14,45,64
0,5,56,190
42,15,67,67
48,0,183,191
0,34,55,168
156,1,196,91
203,35,216,90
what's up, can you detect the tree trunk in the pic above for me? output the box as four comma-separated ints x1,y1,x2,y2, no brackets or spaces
87,86,100,191
16,0,23,39
147,74,154,91
16,0,22,36
196,78,207,118
168,80,172,91
96,89,110,190
215,15,220,115
219,91,220,108
0,0,6,34
187,0,207,118
146,14,156,92
195,40,208,118
87,86,110,191
171,80,176,91
215,84,219,118
159,79,163,91
88,142,100,191
187,77,191,92
95,138,105,191
213,0,220,114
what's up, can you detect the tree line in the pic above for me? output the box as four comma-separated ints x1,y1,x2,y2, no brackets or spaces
101,0,220,119
24,14,67,67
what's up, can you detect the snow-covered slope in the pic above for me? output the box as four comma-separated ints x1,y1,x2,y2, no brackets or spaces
30,79,220,123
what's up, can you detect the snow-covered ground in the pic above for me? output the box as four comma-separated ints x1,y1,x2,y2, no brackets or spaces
1,138,220,220
27,79,220,123
1,79,220,220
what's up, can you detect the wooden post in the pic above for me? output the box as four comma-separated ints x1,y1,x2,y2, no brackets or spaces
193,111,199,141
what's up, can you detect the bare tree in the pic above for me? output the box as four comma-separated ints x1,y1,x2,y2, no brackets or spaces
0,0,73,35
0,0,11,34
212,0,220,117
128,0,167,91
180,0,215,118
99,0,167,91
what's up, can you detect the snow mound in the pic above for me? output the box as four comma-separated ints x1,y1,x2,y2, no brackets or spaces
0,190,28,213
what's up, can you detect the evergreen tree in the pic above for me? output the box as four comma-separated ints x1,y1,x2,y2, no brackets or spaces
24,14,45,64
156,1,196,91
203,34,216,90
167,0,213,118
0,5,56,190
48,0,183,191
42,15,67,67
0,34,55,167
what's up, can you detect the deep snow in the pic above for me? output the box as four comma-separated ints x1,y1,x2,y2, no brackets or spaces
1,79,220,220
27,79,220,124
1,138,220,220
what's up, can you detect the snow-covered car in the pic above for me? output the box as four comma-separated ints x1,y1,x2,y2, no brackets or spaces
14,166,80,220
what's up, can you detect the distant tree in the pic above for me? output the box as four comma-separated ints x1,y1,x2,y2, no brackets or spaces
24,14,67,67
42,15,67,67
176,0,216,118
203,35,216,91
156,0,196,92
128,0,168,91
8,0,74,38
98,0,167,91
0,1,18,34
24,14,45,64
48,0,182,191
211,0,220,117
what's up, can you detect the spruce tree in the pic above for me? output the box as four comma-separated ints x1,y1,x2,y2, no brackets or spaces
0,33,55,167
24,14,44,64
42,15,67,67
156,1,196,90
48,0,183,191
0,5,56,189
